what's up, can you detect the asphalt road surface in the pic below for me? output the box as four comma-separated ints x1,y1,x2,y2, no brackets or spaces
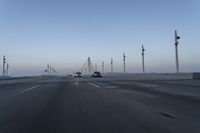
0,76,200,133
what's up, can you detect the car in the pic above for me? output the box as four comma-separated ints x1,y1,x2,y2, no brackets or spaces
92,71,102,78
75,72,82,78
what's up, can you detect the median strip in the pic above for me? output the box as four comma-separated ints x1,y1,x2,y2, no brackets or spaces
88,82,100,88
21,85,41,93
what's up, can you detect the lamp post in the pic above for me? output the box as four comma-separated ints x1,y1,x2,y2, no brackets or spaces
142,45,145,73
175,30,180,73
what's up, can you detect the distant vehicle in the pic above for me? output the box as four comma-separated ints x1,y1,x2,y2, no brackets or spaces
92,71,102,78
75,72,82,78
66,74,73,78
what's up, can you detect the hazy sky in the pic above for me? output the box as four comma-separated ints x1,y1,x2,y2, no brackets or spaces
0,0,200,76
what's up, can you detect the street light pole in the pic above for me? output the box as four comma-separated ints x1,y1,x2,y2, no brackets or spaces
111,58,113,73
175,30,180,73
3,56,6,77
123,53,126,73
142,45,145,73
7,63,9,76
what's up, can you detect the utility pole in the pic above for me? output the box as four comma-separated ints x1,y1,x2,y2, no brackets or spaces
102,61,104,74
175,30,180,73
142,45,145,73
111,58,113,73
123,53,126,73
3,56,6,77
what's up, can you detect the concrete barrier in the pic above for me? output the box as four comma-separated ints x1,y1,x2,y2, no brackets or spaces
193,73,200,80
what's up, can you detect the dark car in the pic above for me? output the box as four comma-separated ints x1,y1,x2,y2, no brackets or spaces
75,72,82,78
92,71,102,78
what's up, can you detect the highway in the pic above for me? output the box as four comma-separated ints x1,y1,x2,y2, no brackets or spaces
0,76,200,133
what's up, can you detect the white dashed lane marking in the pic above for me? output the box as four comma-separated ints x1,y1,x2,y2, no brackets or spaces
88,82,100,88
21,85,41,93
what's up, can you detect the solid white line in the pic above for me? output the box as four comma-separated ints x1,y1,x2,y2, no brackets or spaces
21,85,41,93
88,82,100,88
